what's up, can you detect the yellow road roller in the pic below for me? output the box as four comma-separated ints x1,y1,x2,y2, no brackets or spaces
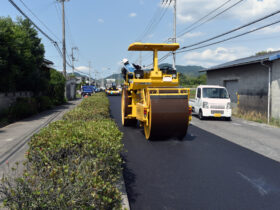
121,42,192,140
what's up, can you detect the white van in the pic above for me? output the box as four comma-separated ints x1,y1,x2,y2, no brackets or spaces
190,85,232,120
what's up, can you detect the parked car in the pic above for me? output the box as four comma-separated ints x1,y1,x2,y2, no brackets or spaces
189,85,232,120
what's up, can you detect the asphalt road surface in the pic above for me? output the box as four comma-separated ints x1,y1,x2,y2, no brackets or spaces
109,96,280,210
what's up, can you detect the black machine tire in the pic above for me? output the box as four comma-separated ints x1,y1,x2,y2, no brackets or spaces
198,109,204,120
121,88,137,126
144,95,189,140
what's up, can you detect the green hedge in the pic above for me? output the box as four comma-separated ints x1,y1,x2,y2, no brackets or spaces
0,93,124,209
9,97,38,120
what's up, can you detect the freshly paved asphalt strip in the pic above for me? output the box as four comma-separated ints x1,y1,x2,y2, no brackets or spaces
0,99,81,176
109,96,280,210
191,116,280,163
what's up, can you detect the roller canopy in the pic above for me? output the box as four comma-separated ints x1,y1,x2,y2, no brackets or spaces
128,42,180,51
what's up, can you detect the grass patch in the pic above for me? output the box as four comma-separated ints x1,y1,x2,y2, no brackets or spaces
270,117,280,127
0,93,124,209
232,107,267,123
232,107,280,128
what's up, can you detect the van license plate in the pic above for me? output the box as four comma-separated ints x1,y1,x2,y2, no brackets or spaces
214,113,221,117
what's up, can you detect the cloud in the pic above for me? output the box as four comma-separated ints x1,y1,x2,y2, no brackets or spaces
182,46,252,67
97,18,104,23
176,0,278,23
129,12,137,18
75,66,89,73
266,47,280,52
177,32,203,42
259,25,280,34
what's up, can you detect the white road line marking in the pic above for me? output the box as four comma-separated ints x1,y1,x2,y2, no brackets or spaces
5,138,14,142
237,172,268,196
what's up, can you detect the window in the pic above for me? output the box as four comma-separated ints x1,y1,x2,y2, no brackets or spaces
202,88,229,99
197,88,201,98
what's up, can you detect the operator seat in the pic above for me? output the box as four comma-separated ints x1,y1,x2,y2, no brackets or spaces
133,64,144,79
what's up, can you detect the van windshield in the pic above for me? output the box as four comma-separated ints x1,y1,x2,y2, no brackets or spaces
202,88,229,99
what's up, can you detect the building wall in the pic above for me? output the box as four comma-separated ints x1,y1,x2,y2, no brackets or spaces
271,59,280,119
207,63,268,114
66,79,76,100
0,92,33,113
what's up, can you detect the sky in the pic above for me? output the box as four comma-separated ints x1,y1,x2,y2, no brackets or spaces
1,0,280,78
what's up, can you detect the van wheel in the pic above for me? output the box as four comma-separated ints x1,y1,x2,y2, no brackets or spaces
198,110,204,120
225,117,231,121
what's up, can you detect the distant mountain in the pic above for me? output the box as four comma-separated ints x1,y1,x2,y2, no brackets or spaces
159,63,205,77
104,64,205,79
104,73,122,80
67,72,94,79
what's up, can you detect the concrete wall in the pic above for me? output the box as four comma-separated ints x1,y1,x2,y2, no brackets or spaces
207,63,268,114
0,92,33,113
271,59,280,119
66,79,76,101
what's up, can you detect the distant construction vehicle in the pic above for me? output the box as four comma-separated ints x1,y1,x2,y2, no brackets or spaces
105,79,121,96
121,43,192,140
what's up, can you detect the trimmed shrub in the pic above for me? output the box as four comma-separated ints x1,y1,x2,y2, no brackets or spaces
0,93,124,209
47,69,66,106
63,94,110,122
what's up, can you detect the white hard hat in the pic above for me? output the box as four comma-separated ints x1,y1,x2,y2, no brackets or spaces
122,58,129,64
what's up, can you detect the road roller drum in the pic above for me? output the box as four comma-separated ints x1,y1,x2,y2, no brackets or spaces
144,95,189,139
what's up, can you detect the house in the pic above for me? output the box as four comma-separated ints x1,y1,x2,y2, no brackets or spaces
201,51,280,120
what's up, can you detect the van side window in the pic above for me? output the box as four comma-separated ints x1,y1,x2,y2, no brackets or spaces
197,88,201,98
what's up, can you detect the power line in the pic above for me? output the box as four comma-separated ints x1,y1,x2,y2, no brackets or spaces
177,0,232,37
154,18,280,64
179,9,280,50
177,0,244,38
137,0,169,42
8,0,57,44
143,0,234,65
129,0,171,61
8,0,73,69
18,0,61,41
176,19,280,54
143,3,280,66
145,1,171,39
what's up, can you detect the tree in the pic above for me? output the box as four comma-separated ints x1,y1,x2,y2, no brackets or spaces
0,17,45,93
179,73,206,87
47,69,66,105
255,50,273,56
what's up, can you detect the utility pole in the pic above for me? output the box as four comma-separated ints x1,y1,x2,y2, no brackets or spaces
71,47,78,75
172,0,177,70
57,0,69,78
88,61,91,85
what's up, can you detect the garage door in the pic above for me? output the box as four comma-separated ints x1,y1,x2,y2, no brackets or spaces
224,80,239,103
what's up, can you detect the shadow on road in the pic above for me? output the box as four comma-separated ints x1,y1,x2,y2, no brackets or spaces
121,155,138,204
192,114,231,122
138,126,196,142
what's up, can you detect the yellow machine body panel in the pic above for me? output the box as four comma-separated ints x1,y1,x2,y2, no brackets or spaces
125,74,179,90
